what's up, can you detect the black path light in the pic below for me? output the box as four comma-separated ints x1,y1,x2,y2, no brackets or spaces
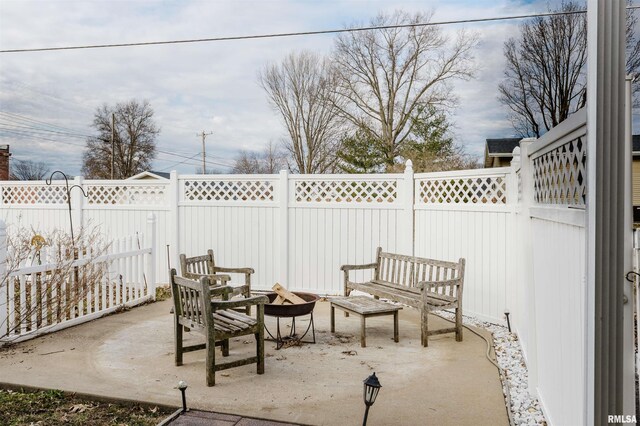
362,372,382,426
177,380,188,412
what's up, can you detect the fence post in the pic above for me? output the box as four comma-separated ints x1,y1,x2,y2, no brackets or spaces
169,170,179,274
72,176,84,235
0,220,6,340
147,213,157,300
279,169,289,287
403,160,414,256
505,148,521,321
519,138,539,395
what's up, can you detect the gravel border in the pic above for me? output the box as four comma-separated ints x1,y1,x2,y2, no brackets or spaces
437,312,547,426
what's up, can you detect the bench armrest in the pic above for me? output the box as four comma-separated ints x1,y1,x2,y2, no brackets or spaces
340,262,378,271
214,266,255,274
211,295,268,311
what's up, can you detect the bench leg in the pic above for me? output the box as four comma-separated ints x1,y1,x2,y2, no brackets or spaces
330,305,335,333
360,315,366,348
221,339,229,356
421,309,429,347
393,311,399,343
455,306,463,342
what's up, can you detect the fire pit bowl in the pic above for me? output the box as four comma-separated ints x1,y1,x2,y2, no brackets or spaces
264,292,320,317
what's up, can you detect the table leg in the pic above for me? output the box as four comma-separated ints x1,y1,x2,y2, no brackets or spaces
360,315,366,348
393,311,399,343
330,305,335,333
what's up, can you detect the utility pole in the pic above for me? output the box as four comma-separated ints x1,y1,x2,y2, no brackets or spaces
197,130,213,174
111,113,115,179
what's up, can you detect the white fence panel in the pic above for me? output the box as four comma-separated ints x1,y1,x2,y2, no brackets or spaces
531,216,586,426
414,168,513,323
287,173,409,294
178,175,281,289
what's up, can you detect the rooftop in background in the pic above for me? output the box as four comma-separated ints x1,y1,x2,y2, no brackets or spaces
484,135,640,168
484,138,522,168
127,171,171,180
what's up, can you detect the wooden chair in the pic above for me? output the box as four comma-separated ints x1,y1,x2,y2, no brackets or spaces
180,250,254,314
170,269,267,386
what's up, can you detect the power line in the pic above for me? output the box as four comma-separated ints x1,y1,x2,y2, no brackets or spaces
3,7,639,54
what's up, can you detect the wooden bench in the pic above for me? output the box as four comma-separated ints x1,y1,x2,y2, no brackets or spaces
341,248,465,347
330,296,402,347
170,269,268,386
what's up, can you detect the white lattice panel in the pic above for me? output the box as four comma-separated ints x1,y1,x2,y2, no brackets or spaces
294,180,397,203
418,176,507,204
87,185,166,205
184,180,274,201
532,136,586,205
1,185,67,204
517,171,522,203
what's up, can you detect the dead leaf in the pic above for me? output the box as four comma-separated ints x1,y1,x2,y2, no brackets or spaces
341,350,358,356
69,403,89,413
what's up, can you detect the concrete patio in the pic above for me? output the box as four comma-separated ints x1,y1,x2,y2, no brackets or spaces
0,299,508,425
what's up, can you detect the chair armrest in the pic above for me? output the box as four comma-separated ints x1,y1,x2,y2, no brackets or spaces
209,285,234,298
417,279,461,290
214,266,255,274
340,262,378,271
198,273,231,283
211,295,268,311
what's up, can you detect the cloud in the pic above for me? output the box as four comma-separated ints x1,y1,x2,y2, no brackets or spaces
0,0,571,175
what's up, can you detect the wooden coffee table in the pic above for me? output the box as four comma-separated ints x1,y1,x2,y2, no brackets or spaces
330,296,402,347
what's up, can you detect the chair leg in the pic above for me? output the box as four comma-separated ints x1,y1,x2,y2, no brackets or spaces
175,323,183,366
455,305,463,342
206,337,216,387
421,308,429,347
222,338,229,357
256,329,265,375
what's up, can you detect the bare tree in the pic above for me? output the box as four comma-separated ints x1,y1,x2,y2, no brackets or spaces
333,11,477,171
82,100,159,179
499,1,640,137
10,159,50,180
232,142,286,174
258,51,344,174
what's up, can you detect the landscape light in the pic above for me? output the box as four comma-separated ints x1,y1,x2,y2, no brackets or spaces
362,372,381,426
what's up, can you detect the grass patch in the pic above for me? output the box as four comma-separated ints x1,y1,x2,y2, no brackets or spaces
0,388,174,425
155,285,172,301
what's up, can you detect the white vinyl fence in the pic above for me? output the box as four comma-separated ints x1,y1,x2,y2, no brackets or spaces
0,214,156,344
0,166,515,323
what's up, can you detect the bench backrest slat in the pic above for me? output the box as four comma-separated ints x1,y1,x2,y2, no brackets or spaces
375,249,464,296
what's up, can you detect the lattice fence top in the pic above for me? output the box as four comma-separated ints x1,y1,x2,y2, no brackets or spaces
1,185,67,204
294,179,397,203
87,184,167,205
417,176,507,204
517,171,522,203
183,180,275,202
532,136,586,206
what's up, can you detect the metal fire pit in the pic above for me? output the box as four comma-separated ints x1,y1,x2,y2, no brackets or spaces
264,292,319,349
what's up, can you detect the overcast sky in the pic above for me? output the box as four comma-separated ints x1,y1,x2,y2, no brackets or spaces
0,0,617,175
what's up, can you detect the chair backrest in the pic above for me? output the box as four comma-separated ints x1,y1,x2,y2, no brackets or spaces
375,248,465,291
170,268,212,331
179,250,216,280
